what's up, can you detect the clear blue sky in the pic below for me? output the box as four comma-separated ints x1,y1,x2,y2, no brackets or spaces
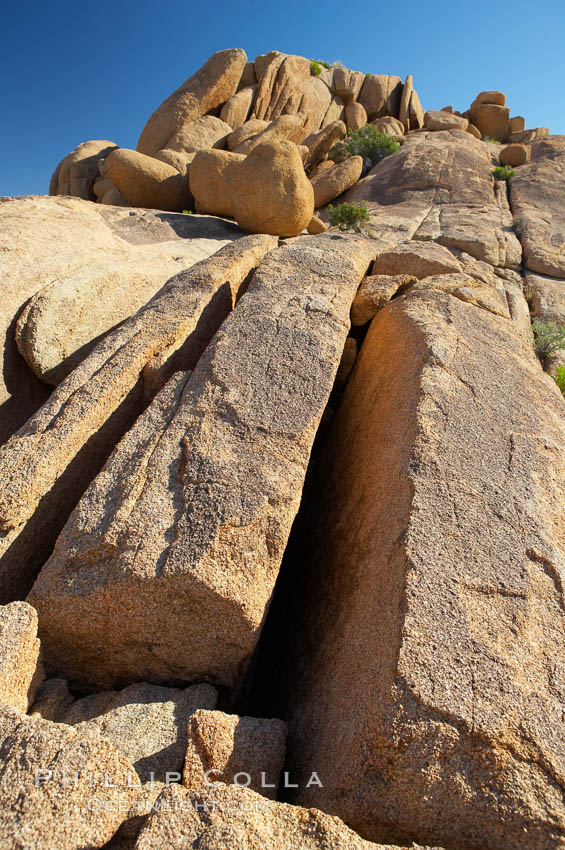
2,0,564,196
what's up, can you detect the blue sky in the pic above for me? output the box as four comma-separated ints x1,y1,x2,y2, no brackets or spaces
2,0,564,196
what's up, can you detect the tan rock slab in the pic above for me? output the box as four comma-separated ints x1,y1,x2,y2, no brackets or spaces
183,710,287,798
134,783,393,849
359,74,403,120
68,682,217,782
0,601,43,712
0,706,140,849
137,48,247,156
166,115,231,154
398,74,413,131
228,140,314,236
153,147,196,179
311,155,363,208
473,90,507,106
333,66,365,104
307,215,328,234
469,102,510,141
298,77,333,135
220,85,256,129
227,118,269,150
424,110,468,131
189,148,245,217
510,141,565,279
372,116,405,137
304,119,346,166
500,143,531,166
27,234,377,691
322,95,345,127
233,114,306,154
408,272,511,317
437,201,522,269
49,139,117,198
0,235,276,601
252,53,311,121
284,287,565,849
345,101,368,131
509,115,526,133
408,88,425,129
106,148,191,212
351,274,416,325
13,202,244,386
372,241,462,278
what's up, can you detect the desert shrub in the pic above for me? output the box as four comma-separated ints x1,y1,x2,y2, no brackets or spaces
532,319,565,360
182,209,193,215
330,125,399,169
310,60,330,76
327,201,371,234
554,365,565,396
493,165,514,180
483,136,502,144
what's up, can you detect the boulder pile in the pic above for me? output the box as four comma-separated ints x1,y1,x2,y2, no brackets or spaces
1,46,564,850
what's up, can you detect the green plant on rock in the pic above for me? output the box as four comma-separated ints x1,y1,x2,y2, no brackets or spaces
330,125,399,169
532,319,565,361
310,59,330,76
553,365,565,396
182,209,193,215
483,136,502,144
492,165,514,180
327,201,372,234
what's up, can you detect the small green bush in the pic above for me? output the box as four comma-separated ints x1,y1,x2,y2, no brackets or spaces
327,201,371,234
532,319,565,360
310,60,330,76
493,165,514,180
483,136,502,144
554,365,565,396
182,209,193,215
330,125,399,169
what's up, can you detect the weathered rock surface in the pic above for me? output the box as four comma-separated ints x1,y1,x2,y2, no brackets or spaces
372,241,462,278
227,118,269,150
10,198,244,387
0,706,140,849
469,102,510,141
345,101,367,131
183,710,287,797
0,601,43,712
358,74,402,121
166,115,231,154
134,783,396,850
137,48,247,156
106,148,192,212
0,235,275,601
106,781,166,850
233,114,306,154
311,155,363,208
189,148,245,217
304,119,346,166
27,234,377,690
49,139,118,198
510,137,565,278
252,53,311,121
298,77,333,135
279,288,565,849
67,682,217,782
220,85,256,129
30,677,73,721
351,274,416,325
500,142,530,166
228,140,314,236
424,109,468,131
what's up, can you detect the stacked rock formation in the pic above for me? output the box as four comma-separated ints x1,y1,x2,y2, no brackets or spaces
0,46,563,850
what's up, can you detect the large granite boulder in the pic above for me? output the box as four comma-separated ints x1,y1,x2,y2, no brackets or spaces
27,235,377,690
137,48,247,156
0,601,43,712
276,288,565,849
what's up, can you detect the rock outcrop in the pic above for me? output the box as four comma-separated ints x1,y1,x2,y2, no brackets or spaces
183,710,287,797
0,235,275,601
0,707,140,849
3,46,564,850
277,289,565,849
0,601,43,712
27,234,377,690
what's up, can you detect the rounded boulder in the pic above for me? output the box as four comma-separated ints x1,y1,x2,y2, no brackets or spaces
228,140,314,237
106,149,192,211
